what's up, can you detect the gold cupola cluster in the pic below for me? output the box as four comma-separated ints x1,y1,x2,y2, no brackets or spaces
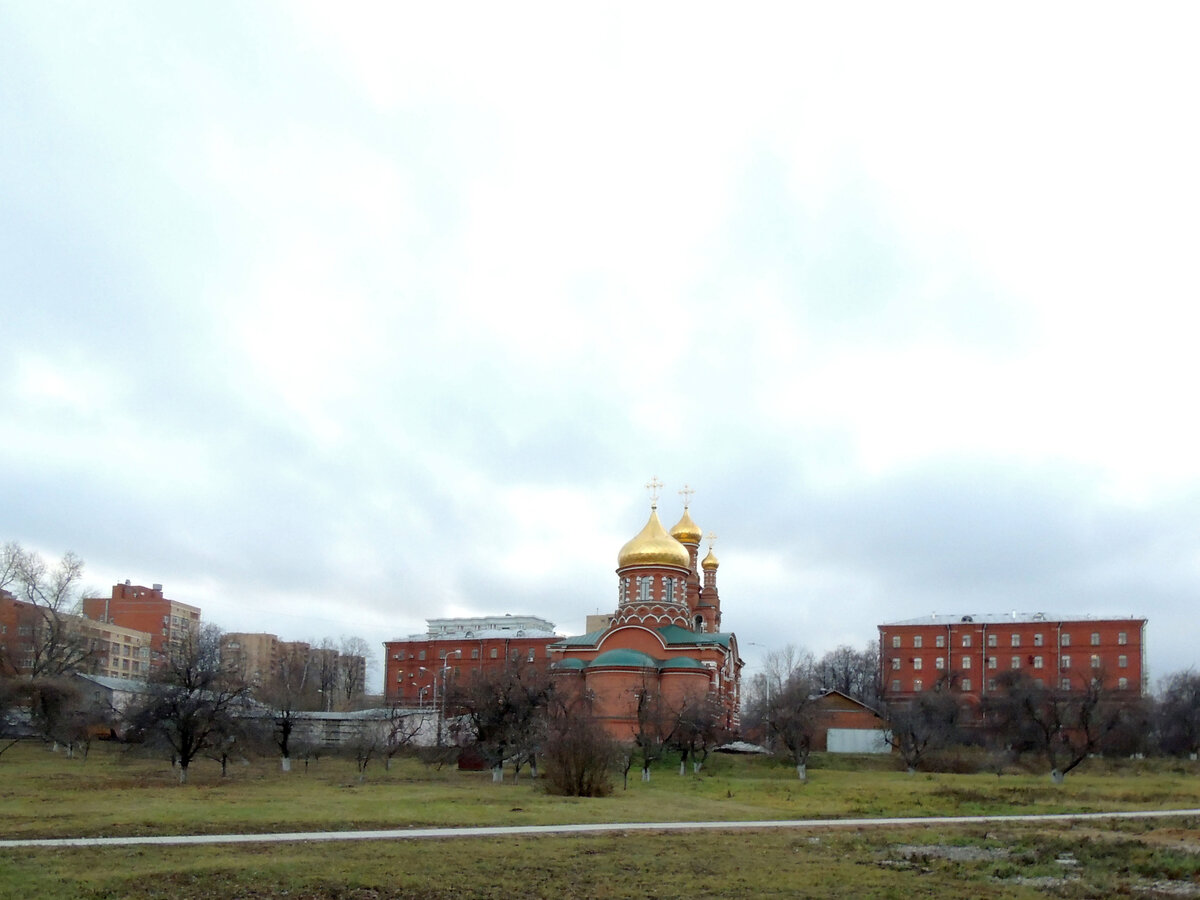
617,507,691,570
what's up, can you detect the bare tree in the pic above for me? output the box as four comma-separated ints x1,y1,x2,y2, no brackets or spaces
313,638,339,711
1158,670,1200,759
452,656,552,783
260,643,315,772
126,624,250,783
882,688,961,774
541,687,617,797
673,691,731,775
339,636,373,709
0,677,24,758
1,542,91,678
26,676,100,758
814,642,880,707
382,705,423,770
983,670,1128,782
630,677,678,783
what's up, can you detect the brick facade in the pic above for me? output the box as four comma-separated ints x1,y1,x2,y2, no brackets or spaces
879,614,1147,705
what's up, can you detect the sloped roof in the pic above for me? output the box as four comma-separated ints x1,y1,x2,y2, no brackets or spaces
589,648,660,668
655,624,733,649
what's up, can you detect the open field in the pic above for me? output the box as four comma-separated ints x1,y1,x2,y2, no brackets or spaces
3,742,1200,897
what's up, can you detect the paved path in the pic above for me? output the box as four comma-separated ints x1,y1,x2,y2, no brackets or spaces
3,808,1199,849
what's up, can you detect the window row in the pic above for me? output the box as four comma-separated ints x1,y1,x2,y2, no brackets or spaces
889,630,1130,649
890,676,1131,693
891,654,1129,671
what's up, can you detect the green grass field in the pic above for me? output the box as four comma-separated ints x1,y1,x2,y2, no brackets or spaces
2,742,1200,898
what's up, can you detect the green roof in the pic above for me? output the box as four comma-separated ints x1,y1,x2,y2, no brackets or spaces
659,656,706,670
551,629,606,648
655,624,733,649
588,648,660,668
550,658,586,670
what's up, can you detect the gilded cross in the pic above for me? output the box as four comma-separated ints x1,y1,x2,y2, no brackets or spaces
645,476,663,507
678,484,695,509
706,531,717,550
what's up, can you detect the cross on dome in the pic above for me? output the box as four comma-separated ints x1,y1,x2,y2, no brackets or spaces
644,475,664,508
706,531,717,550
678,483,695,509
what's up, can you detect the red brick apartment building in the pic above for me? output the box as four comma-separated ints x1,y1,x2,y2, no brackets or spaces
879,613,1147,705
82,582,201,665
1,587,152,679
383,616,560,706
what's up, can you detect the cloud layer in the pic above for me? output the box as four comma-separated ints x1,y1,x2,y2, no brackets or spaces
3,4,1198,685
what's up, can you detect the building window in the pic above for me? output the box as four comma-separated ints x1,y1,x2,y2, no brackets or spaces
1118,677,1129,690
1011,656,1021,669
935,657,945,670
913,636,923,649
1118,654,1128,668
892,635,900,649
1011,634,1021,647
471,649,480,659
962,656,971,668
987,679,998,691
528,650,536,662
986,634,996,648
891,679,901,692
1091,632,1101,646
1034,633,1044,647
1061,633,1071,647
891,657,901,670
1091,654,1101,669
961,679,972,692
1118,631,1128,645
913,679,923,692
912,658,923,670
396,672,403,682
1033,678,1044,688
637,577,651,603
663,576,675,604
988,656,998,669
935,635,945,648
1033,656,1044,669
418,650,426,661
963,635,973,648
1061,678,1072,691
1061,655,1071,670
490,648,498,659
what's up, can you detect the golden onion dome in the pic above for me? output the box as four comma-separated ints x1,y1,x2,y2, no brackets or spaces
618,508,691,570
669,508,702,545
701,548,719,570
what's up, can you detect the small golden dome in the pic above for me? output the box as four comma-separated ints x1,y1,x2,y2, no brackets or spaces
618,508,691,569
669,508,702,544
701,548,719,570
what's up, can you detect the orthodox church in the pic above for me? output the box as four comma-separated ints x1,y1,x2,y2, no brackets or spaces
550,481,743,738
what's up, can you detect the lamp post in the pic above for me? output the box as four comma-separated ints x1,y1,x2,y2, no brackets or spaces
437,650,463,746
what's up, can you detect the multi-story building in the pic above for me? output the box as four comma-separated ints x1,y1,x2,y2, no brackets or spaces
383,615,560,707
220,632,282,686
82,582,201,665
1,587,153,679
79,619,153,679
878,613,1148,705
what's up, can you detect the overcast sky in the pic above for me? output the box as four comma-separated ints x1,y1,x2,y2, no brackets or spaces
4,4,1199,690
